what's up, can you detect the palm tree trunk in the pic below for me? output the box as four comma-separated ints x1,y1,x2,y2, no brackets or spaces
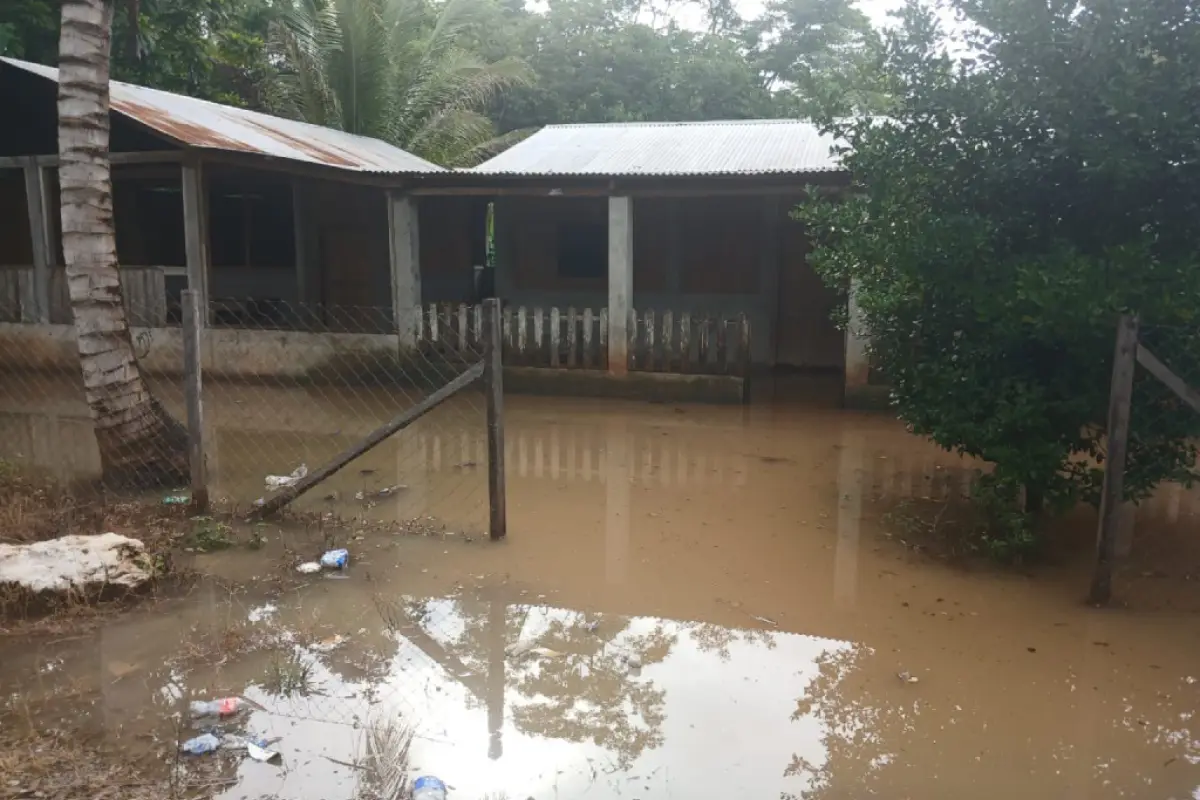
58,0,187,486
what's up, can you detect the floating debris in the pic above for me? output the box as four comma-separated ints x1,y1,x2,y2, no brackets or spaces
312,634,348,653
265,464,308,491
355,485,408,501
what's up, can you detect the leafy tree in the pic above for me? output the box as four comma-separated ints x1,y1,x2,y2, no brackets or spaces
484,0,773,130
800,0,1200,540
747,0,892,116
0,0,59,62
266,0,532,165
111,0,277,107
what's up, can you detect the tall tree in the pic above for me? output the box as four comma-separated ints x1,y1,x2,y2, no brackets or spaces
267,0,532,165
0,0,59,63
482,0,884,131
800,0,1200,548
4,0,275,108
111,0,277,108
57,0,187,485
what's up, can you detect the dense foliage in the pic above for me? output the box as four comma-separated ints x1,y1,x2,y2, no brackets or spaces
801,0,1200,538
0,0,889,161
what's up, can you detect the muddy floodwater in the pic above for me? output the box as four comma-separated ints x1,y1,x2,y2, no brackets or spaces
3,375,1200,798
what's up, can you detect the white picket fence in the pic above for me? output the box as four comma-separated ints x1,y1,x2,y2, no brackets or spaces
413,303,750,376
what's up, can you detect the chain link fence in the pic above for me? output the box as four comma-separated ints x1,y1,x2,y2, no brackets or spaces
0,292,508,795
195,298,495,535
0,296,503,538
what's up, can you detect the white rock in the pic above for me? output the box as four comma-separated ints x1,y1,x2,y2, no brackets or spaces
0,532,151,593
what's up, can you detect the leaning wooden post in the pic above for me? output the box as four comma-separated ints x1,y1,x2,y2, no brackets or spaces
1089,313,1138,605
483,298,507,540
182,289,209,512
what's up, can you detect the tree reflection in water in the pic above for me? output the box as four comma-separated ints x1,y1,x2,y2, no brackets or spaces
783,643,904,798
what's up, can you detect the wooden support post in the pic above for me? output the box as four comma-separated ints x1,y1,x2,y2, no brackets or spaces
388,192,421,346
607,196,633,375
22,158,51,323
182,290,209,513
484,298,507,540
1136,344,1200,413
182,160,210,324
1089,314,1138,606
759,195,780,367
254,361,483,517
845,279,870,393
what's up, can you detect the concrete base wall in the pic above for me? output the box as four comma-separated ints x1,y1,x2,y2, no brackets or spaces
0,322,403,380
0,323,744,403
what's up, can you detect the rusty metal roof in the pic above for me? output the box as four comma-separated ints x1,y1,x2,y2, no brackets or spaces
2,57,444,174
468,119,845,177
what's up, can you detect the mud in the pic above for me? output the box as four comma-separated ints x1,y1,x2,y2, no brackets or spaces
1,376,1200,798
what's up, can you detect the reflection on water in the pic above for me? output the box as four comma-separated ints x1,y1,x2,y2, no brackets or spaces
5,579,1200,800
3,373,1200,797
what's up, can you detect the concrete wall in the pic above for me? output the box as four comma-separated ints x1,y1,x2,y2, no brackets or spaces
0,322,403,380
493,194,843,368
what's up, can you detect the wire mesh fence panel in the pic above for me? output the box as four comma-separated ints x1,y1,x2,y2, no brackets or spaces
1093,321,1200,601
0,319,188,494
1108,326,1200,568
200,300,491,535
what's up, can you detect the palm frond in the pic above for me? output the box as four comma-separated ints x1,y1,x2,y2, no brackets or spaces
263,0,531,164
406,107,498,164
453,126,537,167
265,0,344,127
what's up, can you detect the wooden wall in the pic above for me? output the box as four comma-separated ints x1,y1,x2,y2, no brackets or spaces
419,196,482,302
310,180,390,318
0,171,31,266
496,193,843,369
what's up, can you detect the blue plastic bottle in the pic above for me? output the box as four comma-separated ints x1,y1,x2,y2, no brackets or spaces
180,732,222,755
412,775,447,800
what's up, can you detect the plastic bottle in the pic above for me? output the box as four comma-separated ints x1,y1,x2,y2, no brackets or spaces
189,697,245,718
412,775,447,800
180,733,222,755
320,548,349,569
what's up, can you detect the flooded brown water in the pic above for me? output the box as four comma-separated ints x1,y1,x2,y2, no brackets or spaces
3,374,1200,798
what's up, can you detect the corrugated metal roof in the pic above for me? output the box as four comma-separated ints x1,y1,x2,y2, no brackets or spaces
469,119,844,177
1,57,444,174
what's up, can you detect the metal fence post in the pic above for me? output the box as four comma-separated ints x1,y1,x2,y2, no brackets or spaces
182,289,208,512
1089,313,1138,605
483,298,507,540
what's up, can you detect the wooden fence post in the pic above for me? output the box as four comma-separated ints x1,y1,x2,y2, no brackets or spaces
181,290,208,513
1089,313,1138,605
484,298,507,540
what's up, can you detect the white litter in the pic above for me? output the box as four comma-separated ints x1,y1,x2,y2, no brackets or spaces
265,464,308,491
246,740,281,762
0,533,151,594
296,562,321,574
312,634,347,653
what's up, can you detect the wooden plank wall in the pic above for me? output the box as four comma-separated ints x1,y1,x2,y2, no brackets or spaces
3,266,167,327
